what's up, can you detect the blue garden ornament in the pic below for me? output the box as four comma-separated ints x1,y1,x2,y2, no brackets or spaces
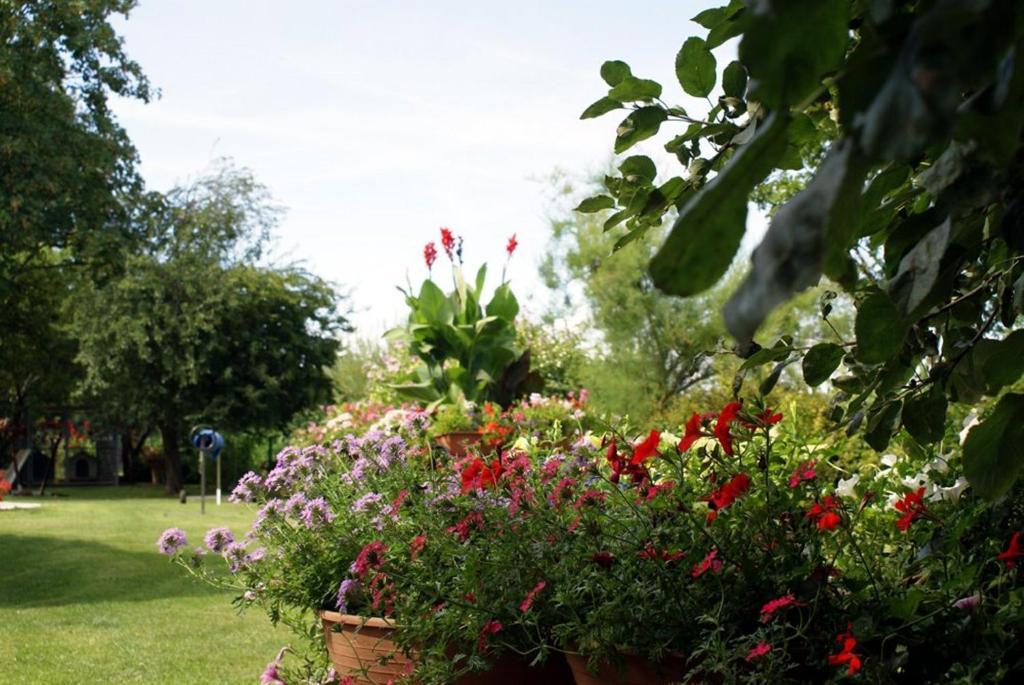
190,426,224,460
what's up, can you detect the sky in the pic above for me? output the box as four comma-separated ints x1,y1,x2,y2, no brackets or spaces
109,0,742,336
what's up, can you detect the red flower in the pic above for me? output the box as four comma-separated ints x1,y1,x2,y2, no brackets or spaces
759,593,799,622
350,541,387,579
519,581,546,613
714,402,743,456
630,430,661,465
447,511,484,541
745,641,771,662
477,619,503,651
606,438,646,484
806,495,842,532
0,477,11,501
638,543,685,563
997,531,1024,569
506,233,518,257
703,473,751,522
678,412,715,452
827,625,862,675
788,460,817,488
591,551,616,568
756,409,783,426
440,227,455,259
894,487,927,532
460,457,504,494
410,534,427,561
692,548,723,578
423,241,437,269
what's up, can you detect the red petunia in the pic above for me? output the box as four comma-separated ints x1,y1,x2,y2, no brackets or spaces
827,624,862,675
678,412,711,452
788,460,817,488
714,402,743,456
423,242,438,269
506,233,518,257
745,641,771,662
630,430,661,465
519,581,546,613
703,473,751,522
606,438,647,485
760,593,800,622
460,457,504,494
440,227,455,259
692,548,723,578
894,487,927,532
806,495,842,532
997,531,1024,569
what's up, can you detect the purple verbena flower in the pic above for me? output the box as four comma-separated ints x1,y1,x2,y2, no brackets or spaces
351,492,383,513
157,528,188,556
230,472,263,503
336,578,359,613
203,527,234,553
284,492,309,518
300,497,335,529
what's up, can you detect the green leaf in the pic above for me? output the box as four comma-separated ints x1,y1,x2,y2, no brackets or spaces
609,76,663,102
978,329,1024,392
855,291,909,364
485,284,519,321
618,155,657,183
759,360,788,396
722,60,747,98
600,60,632,87
888,217,951,316
650,112,790,298
580,96,623,120
575,196,615,213
864,400,902,451
963,393,1024,500
802,343,844,386
676,37,717,98
614,107,669,154
740,342,792,370
901,388,948,445
724,139,870,343
739,0,849,108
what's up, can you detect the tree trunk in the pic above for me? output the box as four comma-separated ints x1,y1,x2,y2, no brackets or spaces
160,423,183,494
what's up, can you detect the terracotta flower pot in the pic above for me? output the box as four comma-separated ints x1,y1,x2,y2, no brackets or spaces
321,611,573,684
565,652,689,685
432,431,489,458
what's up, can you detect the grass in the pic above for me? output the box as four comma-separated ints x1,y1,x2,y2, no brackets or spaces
0,485,283,684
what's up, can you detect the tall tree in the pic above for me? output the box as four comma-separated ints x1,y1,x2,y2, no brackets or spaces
69,164,349,493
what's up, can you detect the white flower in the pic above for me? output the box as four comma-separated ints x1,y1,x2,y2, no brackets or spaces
930,477,970,503
960,412,980,445
923,455,950,475
880,453,899,468
836,473,861,499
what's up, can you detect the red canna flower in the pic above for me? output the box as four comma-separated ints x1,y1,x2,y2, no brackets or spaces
997,531,1024,569
477,619,503,651
506,233,518,257
692,548,723,578
703,472,751,522
788,460,817,488
827,624,862,675
894,487,927,532
806,495,842,532
440,227,455,259
424,241,438,269
519,581,546,613
760,593,800,622
630,430,661,465
678,412,713,452
745,641,771,662
714,402,743,455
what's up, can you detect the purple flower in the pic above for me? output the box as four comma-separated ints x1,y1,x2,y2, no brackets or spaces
252,499,285,533
953,594,981,611
203,527,234,553
157,528,188,556
351,492,383,513
230,472,263,503
336,578,359,613
284,492,309,518
403,410,431,434
300,498,335,528
259,647,288,685
245,547,266,565
223,541,248,572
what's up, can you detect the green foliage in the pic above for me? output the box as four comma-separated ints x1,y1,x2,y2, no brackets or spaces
388,264,539,407
582,0,1024,497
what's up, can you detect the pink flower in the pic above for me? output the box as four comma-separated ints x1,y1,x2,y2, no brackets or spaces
760,593,799,622
477,619,503,651
745,641,771,662
519,581,546,613
788,460,817,488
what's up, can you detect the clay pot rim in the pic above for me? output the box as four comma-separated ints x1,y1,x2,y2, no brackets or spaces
319,610,398,630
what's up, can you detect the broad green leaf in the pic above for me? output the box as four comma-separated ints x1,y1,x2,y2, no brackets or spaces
739,0,849,108
722,60,747,98
650,112,790,297
963,393,1024,500
864,399,902,451
575,196,615,213
416,280,453,325
676,37,717,98
485,283,519,321
724,140,870,342
609,76,663,102
739,340,792,370
802,343,844,386
581,97,623,120
978,329,1024,392
473,264,487,299
889,217,951,316
600,60,632,87
855,291,909,364
901,387,948,445
618,155,658,183
614,106,668,154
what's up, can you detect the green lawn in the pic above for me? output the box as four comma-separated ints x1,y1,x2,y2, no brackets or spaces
0,485,283,684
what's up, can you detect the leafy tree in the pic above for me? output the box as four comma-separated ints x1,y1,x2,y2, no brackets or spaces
70,165,348,493
581,0,1024,497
